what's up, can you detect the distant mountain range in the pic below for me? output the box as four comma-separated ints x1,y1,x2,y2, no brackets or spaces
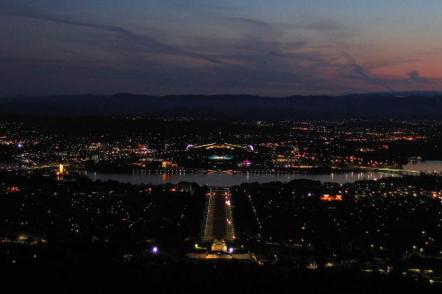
1,92,442,120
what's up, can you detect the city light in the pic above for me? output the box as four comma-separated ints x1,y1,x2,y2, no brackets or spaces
2,0,442,290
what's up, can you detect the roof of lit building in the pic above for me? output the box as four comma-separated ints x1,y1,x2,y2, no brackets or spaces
186,143,254,152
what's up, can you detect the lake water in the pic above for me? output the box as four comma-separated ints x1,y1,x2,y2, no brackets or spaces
84,161,442,187
85,171,398,187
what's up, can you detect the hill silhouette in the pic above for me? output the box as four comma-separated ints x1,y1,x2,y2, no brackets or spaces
1,92,442,119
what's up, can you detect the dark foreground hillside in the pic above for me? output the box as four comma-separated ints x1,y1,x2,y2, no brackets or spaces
2,257,440,294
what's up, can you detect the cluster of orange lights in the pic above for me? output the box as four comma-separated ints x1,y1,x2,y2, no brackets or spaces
432,192,442,200
320,194,343,202
161,161,178,169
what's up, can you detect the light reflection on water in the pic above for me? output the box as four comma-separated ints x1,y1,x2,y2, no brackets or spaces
84,161,442,187
86,171,397,187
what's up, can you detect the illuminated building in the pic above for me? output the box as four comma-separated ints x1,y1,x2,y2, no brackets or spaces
211,240,228,253
320,194,344,202
184,143,254,168
161,160,178,169
7,186,21,193
56,164,66,180
58,164,64,175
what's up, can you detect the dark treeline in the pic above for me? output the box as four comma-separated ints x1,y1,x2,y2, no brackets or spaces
2,93,442,119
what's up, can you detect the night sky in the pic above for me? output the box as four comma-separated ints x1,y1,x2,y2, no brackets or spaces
1,0,442,96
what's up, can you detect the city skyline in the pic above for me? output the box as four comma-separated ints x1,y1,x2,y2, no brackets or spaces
2,2,442,291
1,0,442,96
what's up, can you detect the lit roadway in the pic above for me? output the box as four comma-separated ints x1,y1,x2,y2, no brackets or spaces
189,187,254,261
202,187,235,243
357,166,422,176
